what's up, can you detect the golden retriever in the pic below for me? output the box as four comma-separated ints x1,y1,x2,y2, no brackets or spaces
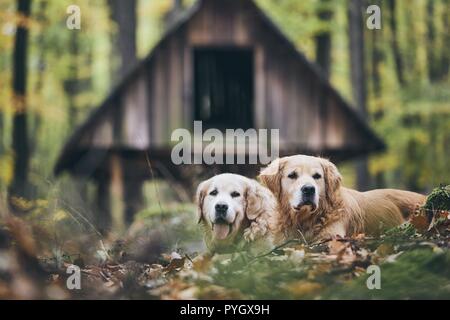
196,173,276,253
259,155,426,243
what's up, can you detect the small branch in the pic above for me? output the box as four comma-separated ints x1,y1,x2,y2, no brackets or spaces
247,239,303,264
296,228,309,246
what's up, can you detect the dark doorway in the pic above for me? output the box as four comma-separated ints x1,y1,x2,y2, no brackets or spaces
194,47,253,130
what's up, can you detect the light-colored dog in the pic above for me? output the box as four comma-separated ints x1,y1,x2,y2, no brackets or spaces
259,155,426,243
196,173,276,253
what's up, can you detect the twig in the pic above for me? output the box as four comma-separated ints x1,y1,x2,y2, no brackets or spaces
59,198,103,238
99,239,111,260
296,228,309,246
144,152,164,216
247,239,303,263
154,162,190,202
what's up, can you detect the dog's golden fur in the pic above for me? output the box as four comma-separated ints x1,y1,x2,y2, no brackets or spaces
259,155,426,243
196,173,276,253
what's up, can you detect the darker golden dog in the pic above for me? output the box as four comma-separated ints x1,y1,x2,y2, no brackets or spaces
259,155,426,243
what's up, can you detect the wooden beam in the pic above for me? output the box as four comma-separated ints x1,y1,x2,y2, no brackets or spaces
110,154,125,232
124,178,144,225
96,177,111,235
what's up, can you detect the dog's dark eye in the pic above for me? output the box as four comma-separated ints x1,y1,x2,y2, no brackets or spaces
313,173,322,180
209,189,218,196
231,191,240,198
287,171,298,179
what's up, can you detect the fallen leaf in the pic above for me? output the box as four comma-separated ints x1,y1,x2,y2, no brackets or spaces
285,281,323,298
375,243,394,257
163,252,186,273
327,239,347,255
192,255,212,273
410,214,429,233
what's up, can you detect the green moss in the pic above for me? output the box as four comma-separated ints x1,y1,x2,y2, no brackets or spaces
382,222,418,241
424,185,450,212
323,249,450,299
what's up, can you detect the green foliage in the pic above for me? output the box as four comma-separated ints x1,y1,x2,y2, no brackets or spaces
382,222,418,241
0,0,449,300
424,185,450,211
324,249,450,299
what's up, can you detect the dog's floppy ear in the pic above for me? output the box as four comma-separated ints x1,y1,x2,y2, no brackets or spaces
320,158,342,205
259,158,283,199
195,179,210,224
244,180,273,221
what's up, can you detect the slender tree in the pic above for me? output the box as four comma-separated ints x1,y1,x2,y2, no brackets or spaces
441,0,450,78
9,0,32,206
64,31,79,130
426,0,449,82
315,0,333,78
426,0,438,82
370,26,382,98
402,1,417,80
30,0,46,154
108,0,137,78
387,0,405,86
348,0,370,190
369,0,385,188
0,105,4,155
101,0,138,232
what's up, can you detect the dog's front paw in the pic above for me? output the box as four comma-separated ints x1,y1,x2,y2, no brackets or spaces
243,227,254,242
244,222,267,242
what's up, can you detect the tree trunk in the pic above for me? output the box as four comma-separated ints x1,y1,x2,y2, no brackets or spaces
124,178,144,226
441,0,450,78
426,0,448,82
371,30,382,98
110,154,125,233
30,0,46,155
348,0,370,190
403,1,418,79
315,0,332,78
106,0,137,230
387,0,405,86
108,0,137,78
9,0,32,205
65,30,79,130
0,110,4,155
97,177,111,235
426,0,438,82
370,14,385,188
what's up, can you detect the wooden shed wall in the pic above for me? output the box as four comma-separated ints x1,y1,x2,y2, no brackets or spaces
76,0,366,154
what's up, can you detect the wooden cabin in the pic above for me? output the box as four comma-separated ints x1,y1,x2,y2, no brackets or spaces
54,0,385,232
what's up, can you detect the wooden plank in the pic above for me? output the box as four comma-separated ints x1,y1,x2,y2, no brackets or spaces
307,73,322,150
298,69,312,149
325,95,345,148
96,176,111,235
254,44,265,129
146,62,154,147
89,109,114,148
286,55,298,144
152,46,166,146
168,34,183,132
110,153,125,233
123,73,150,149
124,177,144,225
182,32,192,128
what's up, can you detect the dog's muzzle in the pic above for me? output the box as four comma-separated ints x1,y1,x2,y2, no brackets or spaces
212,202,232,240
294,184,317,211
214,203,228,219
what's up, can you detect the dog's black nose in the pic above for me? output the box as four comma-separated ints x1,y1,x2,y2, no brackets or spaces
301,185,315,196
215,203,228,214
